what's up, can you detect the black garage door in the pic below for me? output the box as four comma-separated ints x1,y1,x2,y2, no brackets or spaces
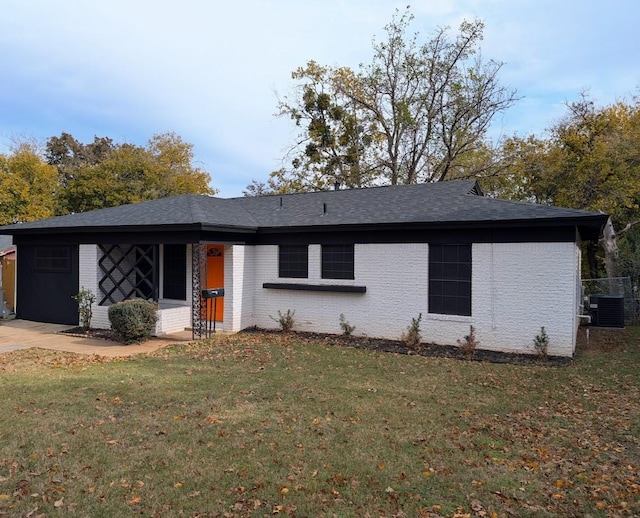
17,245,79,325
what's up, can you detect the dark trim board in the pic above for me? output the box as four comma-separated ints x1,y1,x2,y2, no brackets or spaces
254,225,578,246
10,220,588,248
12,230,253,246
263,283,367,293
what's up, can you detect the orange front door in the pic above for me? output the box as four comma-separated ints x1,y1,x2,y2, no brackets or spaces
205,245,224,321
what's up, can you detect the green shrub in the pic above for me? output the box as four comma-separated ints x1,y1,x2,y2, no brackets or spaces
270,309,295,332
533,326,549,360
72,287,95,332
108,300,158,344
401,313,422,350
457,325,479,357
339,313,356,336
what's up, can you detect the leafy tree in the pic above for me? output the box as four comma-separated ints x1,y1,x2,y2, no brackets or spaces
243,179,272,197
263,7,517,193
0,143,57,225
355,11,517,185
544,96,640,279
273,61,378,192
46,132,115,188
145,132,214,198
58,143,152,213
497,94,640,279
47,132,215,214
545,96,640,221
482,135,554,202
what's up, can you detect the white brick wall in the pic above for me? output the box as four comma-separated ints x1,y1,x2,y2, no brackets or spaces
465,242,578,357
155,303,191,335
244,241,580,357
250,243,429,338
79,244,110,329
223,245,257,333
79,239,581,357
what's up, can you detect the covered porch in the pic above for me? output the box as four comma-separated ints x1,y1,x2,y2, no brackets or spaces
84,242,239,339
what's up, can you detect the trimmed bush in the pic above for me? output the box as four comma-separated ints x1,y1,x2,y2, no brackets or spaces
108,299,158,344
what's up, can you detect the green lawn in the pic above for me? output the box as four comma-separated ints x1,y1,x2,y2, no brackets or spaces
0,327,638,517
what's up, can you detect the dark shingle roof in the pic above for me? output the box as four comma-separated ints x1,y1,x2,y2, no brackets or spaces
0,194,260,232
0,180,607,239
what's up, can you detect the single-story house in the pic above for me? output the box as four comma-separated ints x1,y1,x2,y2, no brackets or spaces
0,180,607,357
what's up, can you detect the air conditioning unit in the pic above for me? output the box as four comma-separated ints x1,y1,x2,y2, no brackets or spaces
589,295,625,328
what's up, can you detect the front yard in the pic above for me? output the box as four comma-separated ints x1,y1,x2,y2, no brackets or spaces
0,327,638,517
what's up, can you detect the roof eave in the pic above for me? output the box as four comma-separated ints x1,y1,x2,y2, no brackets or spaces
0,222,258,236
256,214,608,237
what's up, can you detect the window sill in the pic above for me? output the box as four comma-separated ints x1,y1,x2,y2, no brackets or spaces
263,283,366,293
426,313,472,323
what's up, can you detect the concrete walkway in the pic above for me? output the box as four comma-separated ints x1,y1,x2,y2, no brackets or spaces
0,319,194,357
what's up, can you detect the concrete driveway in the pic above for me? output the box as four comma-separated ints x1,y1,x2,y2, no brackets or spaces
0,319,193,357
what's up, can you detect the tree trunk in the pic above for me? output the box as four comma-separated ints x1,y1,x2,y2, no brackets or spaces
600,217,618,279
586,242,599,279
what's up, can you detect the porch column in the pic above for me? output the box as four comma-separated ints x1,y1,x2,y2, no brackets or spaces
191,243,207,339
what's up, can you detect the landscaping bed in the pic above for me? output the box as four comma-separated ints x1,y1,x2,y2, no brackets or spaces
240,327,573,366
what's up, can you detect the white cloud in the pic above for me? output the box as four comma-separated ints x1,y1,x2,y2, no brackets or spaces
1,0,638,197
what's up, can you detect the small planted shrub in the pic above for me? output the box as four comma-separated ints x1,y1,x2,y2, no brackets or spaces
457,325,479,357
270,309,295,332
72,287,95,332
401,313,422,350
533,326,549,360
339,313,356,336
108,299,158,344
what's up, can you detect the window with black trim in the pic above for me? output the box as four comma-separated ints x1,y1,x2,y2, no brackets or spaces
429,243,472,316
279,245,308,278
163,244,187,300
322,244,354,280
34,246,71,272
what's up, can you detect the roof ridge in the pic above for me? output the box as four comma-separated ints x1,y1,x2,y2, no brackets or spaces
227,179,480,201
470,194,603,216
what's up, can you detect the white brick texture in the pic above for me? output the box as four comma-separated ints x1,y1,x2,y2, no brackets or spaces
250,243,429,338
464,242,578,357
245,241,580,357
79,240,581,356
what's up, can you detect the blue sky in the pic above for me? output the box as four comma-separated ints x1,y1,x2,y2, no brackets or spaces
1,0,638,198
